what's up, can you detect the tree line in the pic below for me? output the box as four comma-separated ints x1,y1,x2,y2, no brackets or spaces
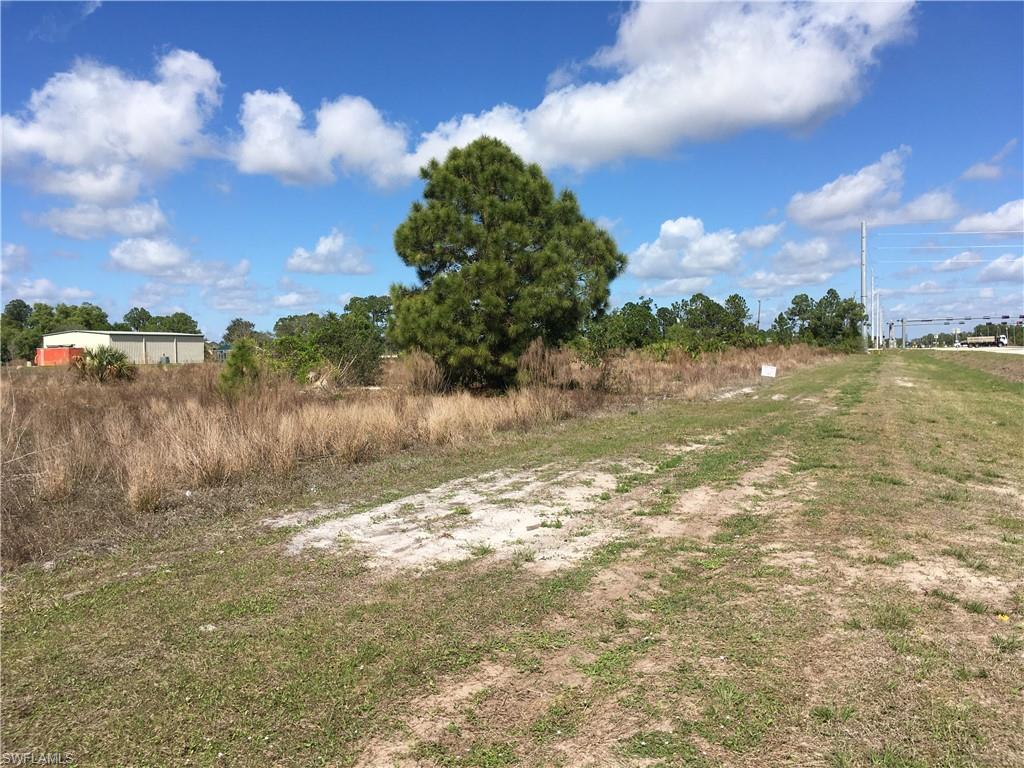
912,322,1023,347
0,300,200,363
3,137,867,381
213,285,863,388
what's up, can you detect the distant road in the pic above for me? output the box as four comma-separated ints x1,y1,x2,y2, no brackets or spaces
924,346,1024,356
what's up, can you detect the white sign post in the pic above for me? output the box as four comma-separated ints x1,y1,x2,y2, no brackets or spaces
760,364,777,378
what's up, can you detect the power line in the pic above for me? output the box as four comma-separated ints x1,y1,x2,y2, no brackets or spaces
875,244,1024,250
875,259,993,263
873,230,1024,236
900,314,1024,325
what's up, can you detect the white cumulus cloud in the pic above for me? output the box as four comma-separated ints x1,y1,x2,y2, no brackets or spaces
787,147,958,230
233,3,912,186
629,216,744,280
130,281,187,310
34,199,167,239
235,91,409,187
905,280,950,295
109,238,260,313
737,223,784,250
4,277,92,303
933,251,982,272
2,49,221,204
953,199,1024,234
272,279,322,309
202,261,264,313
2,243,31,275
286,228,371,274
640,276,713,298
961,139,1018,181
110,238,191,274
979,254,1024,283
738,237,856,298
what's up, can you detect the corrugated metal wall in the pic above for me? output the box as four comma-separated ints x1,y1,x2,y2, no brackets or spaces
144,339,176,364
109,336,146,364
108,336,205,363
45,333,205,364
176,340,205,363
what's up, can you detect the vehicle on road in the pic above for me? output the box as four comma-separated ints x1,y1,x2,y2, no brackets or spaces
965,334,1008,347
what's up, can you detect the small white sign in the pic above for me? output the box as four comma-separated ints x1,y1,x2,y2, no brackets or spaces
760,364,777,378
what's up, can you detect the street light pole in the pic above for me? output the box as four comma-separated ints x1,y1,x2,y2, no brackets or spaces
860,221,868,340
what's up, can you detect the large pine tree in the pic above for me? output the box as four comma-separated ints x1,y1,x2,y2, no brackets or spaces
390,137,625,387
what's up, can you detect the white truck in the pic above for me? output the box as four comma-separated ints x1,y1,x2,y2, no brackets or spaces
964,334,1008,347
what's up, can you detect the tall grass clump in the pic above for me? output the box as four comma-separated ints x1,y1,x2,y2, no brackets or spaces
382,350,447,394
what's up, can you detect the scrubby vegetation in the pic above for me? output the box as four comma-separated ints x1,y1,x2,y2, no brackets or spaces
0,344,831,564
0,139,866,566
71,345,137,383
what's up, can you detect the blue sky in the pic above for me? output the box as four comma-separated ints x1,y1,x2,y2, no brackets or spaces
2,1,1022,339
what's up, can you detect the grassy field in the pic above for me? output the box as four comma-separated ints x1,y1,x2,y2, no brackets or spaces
2,351,1022,767
0,345,827,565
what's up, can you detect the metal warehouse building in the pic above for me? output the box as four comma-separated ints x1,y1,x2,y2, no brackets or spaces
42,330,205,364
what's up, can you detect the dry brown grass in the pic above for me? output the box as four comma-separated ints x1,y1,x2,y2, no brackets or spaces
381,350,447,394
609,344,830,398
0,344,832,565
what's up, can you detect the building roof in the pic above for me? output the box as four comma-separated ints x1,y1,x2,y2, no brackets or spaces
43,330,205,338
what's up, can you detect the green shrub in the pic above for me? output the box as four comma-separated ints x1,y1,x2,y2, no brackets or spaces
72,346,137,383
270,311,385,387
219,338,260,394
311,312,384,386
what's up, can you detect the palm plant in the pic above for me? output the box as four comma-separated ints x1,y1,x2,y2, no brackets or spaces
72,346,138,383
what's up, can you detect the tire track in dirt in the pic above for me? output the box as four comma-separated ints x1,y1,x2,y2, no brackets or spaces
351,453,801,767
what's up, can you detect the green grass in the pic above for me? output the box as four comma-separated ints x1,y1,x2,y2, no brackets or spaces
871,601,914,631
713,512,763,543
811,704,856,724
962,600,988,615
621,730,700,761
3,351,1022,767
863,551,914,567
528,690,587,743
940,545,989,571
990,634,1024,654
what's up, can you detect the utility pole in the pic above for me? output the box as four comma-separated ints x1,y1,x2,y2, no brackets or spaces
860,221,868,339
870,271,876,349
876,293,882,349
878,299,883,349
901,318,906,349
756,299,762,330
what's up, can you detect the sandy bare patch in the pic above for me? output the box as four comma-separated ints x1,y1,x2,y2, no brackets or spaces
767,537,1021,606
894,377,916,388
764,548,819,570
715,385,755,401
641,456,793,540
661,441,710,455
354,660,520,768
280,440,721,572
262,508,330,529
969,481,1024,506
354,555,674,767
845,558,1019,604
282,464,623,571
